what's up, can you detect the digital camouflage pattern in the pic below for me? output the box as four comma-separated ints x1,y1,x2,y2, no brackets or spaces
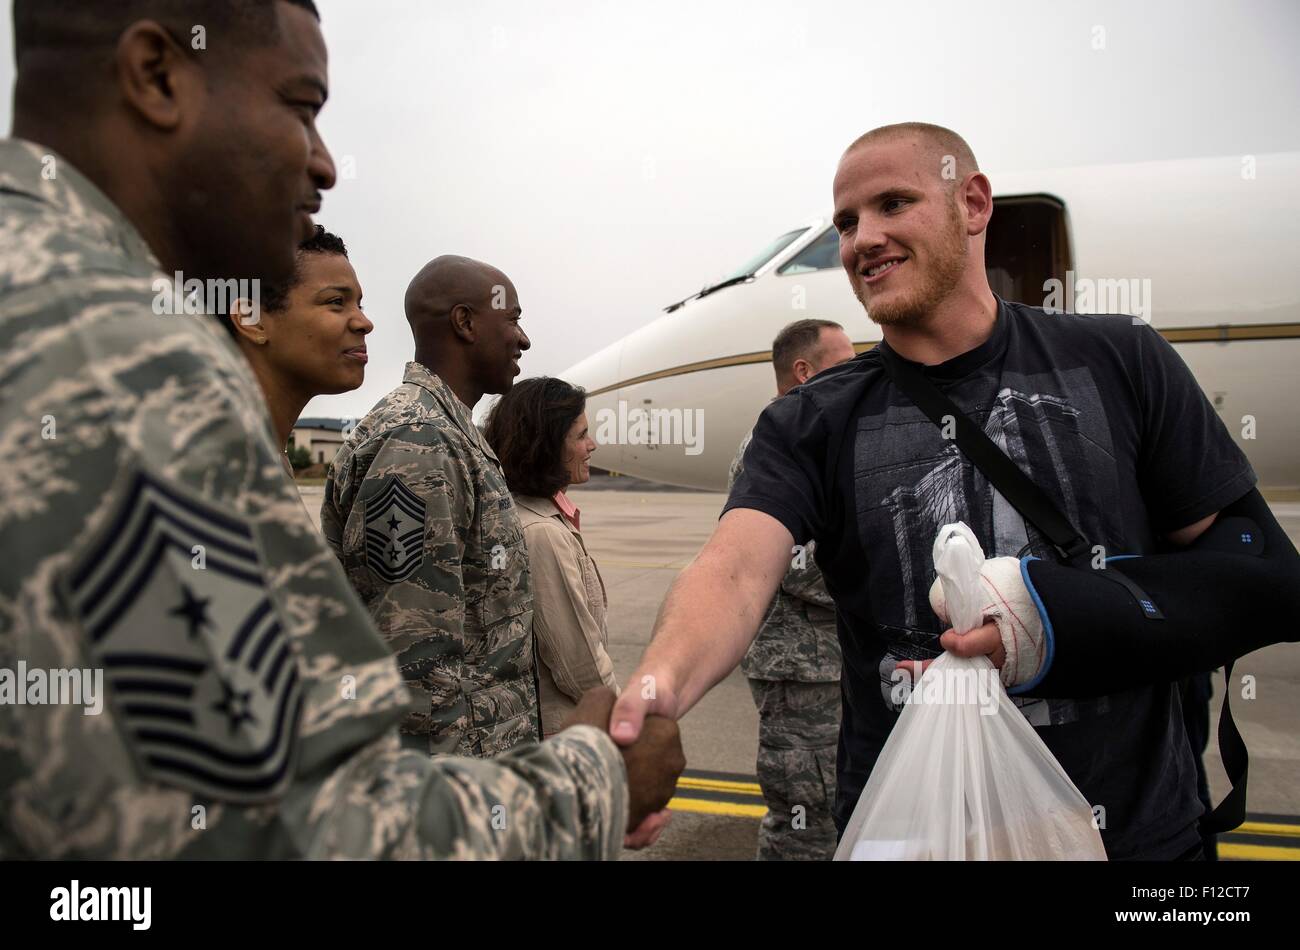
322,362,540,758
730,431,841,859
728,432,841,683
747,679,840,860
0,139,626,859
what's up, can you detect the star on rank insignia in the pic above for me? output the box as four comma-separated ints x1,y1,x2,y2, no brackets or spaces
363,475,426,584
65,469,302,804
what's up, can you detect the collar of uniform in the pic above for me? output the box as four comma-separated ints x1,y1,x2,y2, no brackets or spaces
513,493,581,534
513,493,561,519
402,360,500,463
0,138,160,270
552,489,580,530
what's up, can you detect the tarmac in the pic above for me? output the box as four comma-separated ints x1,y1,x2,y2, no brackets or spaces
297,482,1300,861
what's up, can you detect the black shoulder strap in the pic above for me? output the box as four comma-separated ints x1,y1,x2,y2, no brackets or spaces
877,346,1091,564
879,345,1164,616
877,343,1247,838
1207,662,1249,835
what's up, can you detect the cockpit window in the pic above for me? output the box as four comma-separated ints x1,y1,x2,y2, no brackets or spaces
777,226,839,274
722,228,809,281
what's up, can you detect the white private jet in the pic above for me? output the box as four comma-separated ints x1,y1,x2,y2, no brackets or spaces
561,152,1300,492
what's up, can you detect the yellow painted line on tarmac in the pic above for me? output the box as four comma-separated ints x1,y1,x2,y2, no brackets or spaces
668,796,768,819
669,795,1300,859
1237,821,1300,838
677,777,764,795
671,773,1300,858
667,794,1300,861
1219,843,1300,861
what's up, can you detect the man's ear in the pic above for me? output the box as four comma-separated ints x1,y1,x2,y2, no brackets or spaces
449,303,476,343
792,357,813,386
114,20,204,132
960,171,995,237
227,299,268,346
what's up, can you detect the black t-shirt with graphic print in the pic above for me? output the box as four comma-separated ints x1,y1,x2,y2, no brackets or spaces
724,297,1256,860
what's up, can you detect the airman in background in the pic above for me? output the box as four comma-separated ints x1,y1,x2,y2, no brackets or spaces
323,255,540,757
727,319,855,860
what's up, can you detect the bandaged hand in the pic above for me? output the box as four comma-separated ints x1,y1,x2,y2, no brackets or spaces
928,556,1046,688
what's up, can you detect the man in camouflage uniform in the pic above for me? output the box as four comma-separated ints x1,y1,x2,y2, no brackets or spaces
323,256,540,758
728,319,856,860
0,0,683,859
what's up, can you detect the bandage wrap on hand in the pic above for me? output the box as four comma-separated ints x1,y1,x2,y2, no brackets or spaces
929,556,1047,688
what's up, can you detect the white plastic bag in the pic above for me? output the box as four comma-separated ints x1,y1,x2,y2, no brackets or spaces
834,522,1107,860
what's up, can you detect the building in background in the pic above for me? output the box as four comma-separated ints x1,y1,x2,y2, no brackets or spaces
290,417,349,466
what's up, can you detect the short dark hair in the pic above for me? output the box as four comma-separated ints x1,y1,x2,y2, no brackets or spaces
260,225,348,314
484,377,588,498
14,1,322,121
14,0,320,64
771,319,843,380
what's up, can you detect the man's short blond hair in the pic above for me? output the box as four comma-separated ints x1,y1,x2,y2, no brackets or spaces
843,122,979,188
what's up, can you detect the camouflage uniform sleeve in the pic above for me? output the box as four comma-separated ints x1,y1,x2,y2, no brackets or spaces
726,430,754,494
321,447,351,556
354,422,476,621
731,423,841,682
295,725,628,860
779,541,836,611
333,423,483,746
0,271,625,859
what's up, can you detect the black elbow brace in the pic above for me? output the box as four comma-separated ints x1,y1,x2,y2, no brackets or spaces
1011,488,1300,699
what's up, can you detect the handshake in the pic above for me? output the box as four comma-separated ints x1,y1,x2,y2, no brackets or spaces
561,686,686,848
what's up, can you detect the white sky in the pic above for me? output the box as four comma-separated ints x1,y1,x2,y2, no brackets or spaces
4,0,1299,421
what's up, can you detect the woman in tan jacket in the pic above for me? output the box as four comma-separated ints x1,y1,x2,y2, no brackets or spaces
485,377,619,737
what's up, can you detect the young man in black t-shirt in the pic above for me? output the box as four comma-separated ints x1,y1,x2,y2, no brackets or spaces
608,122,1256,859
